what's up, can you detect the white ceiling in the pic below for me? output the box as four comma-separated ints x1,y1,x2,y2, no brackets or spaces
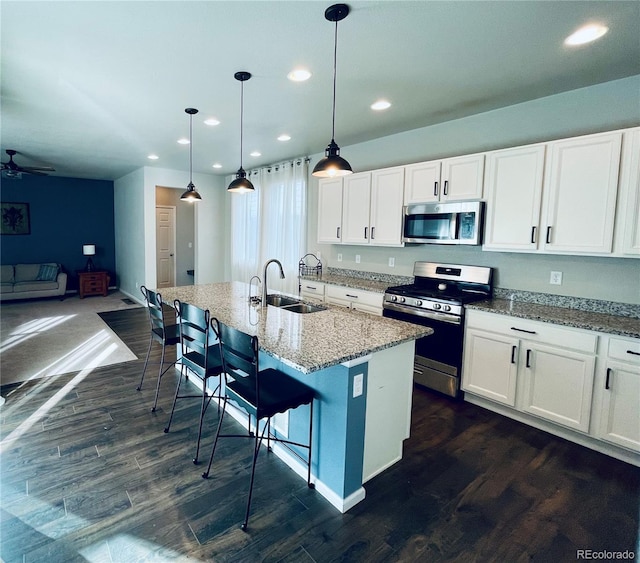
1,1,639,181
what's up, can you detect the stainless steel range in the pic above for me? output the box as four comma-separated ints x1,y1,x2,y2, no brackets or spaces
383,261,493,398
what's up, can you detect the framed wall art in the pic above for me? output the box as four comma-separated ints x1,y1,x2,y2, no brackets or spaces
1,202,31,235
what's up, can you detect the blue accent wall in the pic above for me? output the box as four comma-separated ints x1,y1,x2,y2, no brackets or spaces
1,174,115,290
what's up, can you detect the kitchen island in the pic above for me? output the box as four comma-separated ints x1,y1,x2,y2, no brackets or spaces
159,281,432,512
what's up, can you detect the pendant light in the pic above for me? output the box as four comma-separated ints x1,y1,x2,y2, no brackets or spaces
228,71,255,193
312,3,353,178
180,107,202,202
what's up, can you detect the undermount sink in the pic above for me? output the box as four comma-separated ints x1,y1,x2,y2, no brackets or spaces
265,293,325,314
281,303,326,314
265,294,301,307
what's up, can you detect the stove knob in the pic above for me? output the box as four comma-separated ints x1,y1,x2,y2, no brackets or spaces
433,303,441,310
391,295,397,302
415,300,423,307
400,297,406,303
443,304,451,312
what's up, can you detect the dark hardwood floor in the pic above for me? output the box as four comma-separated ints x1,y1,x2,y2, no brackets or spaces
1,307,638,562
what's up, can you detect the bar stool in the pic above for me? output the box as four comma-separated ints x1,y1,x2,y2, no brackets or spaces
202,318,315,531
137,286,182,412
164,300,224,464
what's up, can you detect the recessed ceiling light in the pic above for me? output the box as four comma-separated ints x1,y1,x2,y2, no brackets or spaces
277,134,291,142
212,163,222,169
250,151,261,157
177,138,190,145
371,100,391,111
147,154,159,160
204,118,220,126
564,23,608,46
287,68,311,82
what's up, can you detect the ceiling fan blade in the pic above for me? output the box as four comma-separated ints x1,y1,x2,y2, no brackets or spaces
22,169,49,176
20,166,56,172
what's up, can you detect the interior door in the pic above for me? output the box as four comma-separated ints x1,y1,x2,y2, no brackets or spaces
156,206,176,288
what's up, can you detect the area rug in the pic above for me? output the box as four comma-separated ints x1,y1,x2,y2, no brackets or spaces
0,292,141,388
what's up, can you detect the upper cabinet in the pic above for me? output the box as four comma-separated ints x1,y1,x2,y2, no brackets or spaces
318,167,405,247
317,177,344,243
404,153,484,204
483,144,546,251
484,131,623,256
613,127,640,256
541,131,621,254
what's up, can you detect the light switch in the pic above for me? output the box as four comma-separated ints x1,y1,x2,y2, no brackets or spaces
353,373,363,398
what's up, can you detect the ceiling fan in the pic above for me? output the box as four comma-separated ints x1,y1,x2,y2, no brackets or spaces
1,149,55,178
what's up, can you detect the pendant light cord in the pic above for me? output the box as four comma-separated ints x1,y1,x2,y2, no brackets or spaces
331,19,338,141
240,80,244,169
189,113,193,184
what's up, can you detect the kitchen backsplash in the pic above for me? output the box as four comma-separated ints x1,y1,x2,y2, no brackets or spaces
326,267,413,286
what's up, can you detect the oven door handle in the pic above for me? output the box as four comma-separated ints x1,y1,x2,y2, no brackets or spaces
383,302,461,325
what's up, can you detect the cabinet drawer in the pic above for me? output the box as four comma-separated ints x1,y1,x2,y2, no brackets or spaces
299,281,325,298
326,285,384,308
466,309,598,353
83,274,102,282
608,336,640,364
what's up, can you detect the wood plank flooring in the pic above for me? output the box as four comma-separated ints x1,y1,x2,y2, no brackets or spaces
1,307,638,562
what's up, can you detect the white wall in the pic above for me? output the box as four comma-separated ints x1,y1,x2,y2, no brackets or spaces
307,75,640,304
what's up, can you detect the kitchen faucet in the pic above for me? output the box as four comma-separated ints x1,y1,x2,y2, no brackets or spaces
262,259,285,307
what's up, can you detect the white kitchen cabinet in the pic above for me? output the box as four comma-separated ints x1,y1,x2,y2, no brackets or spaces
342,167,405,247
463,310,597,432
299,280,325,303
482,144,546,251
462,328,518,406
317,178,344,243
596,336,640,452
613,127,640,256
325,285,384,316
541,131,621,254
404,153,484,204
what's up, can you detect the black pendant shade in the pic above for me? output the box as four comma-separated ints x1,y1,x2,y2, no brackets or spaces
312,3,353,178
180,107,202,201
228,71,255,193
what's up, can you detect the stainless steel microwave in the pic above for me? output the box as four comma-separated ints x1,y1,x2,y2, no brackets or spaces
402,201,484,245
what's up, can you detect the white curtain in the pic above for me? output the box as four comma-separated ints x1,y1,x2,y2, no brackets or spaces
230,158,308,295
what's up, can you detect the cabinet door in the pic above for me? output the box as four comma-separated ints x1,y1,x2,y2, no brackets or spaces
370,167,405,246
483,145,546,251
598,360,640,452
342,172,372,245
462,328,518,406
519,343,595,432
542,132,621,254
617,128,640,256
441,153,485,201
317,178,344,243
404,160,441,204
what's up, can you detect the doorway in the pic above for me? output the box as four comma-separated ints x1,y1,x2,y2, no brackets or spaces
156,205,176,288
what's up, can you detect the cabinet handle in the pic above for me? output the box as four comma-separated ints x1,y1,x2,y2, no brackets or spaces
443,180,449,196
337,226,340,239
546,226,552,244
371,226,375,240
364,227,368,240
346,294,358,299
433,181,438,197
306,285,316,290
531,226,536,244
605,368,612,390
511,345,517,364
525,349,532,368
627,350,640,356
510,327,537,335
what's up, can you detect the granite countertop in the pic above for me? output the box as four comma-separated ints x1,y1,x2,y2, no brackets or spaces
159,282,432,374
467,298,640,339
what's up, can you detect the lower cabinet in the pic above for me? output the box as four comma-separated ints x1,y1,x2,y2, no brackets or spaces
462,309,639,462
325,285,384,316
299,280,325,303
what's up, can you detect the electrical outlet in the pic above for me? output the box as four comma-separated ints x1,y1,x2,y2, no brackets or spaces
353,373,363,398
388,257,395,267
337,253,343,262
355,254,361,264
550,271,563,285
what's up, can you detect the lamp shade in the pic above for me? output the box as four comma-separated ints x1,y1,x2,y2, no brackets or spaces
228,168,255,193
312,139,353,178
82,244,96,256
180,182,202,201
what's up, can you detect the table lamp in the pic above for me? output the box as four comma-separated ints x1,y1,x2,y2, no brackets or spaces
83,244,96,272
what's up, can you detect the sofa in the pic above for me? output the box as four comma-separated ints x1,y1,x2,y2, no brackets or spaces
0,263,68,301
